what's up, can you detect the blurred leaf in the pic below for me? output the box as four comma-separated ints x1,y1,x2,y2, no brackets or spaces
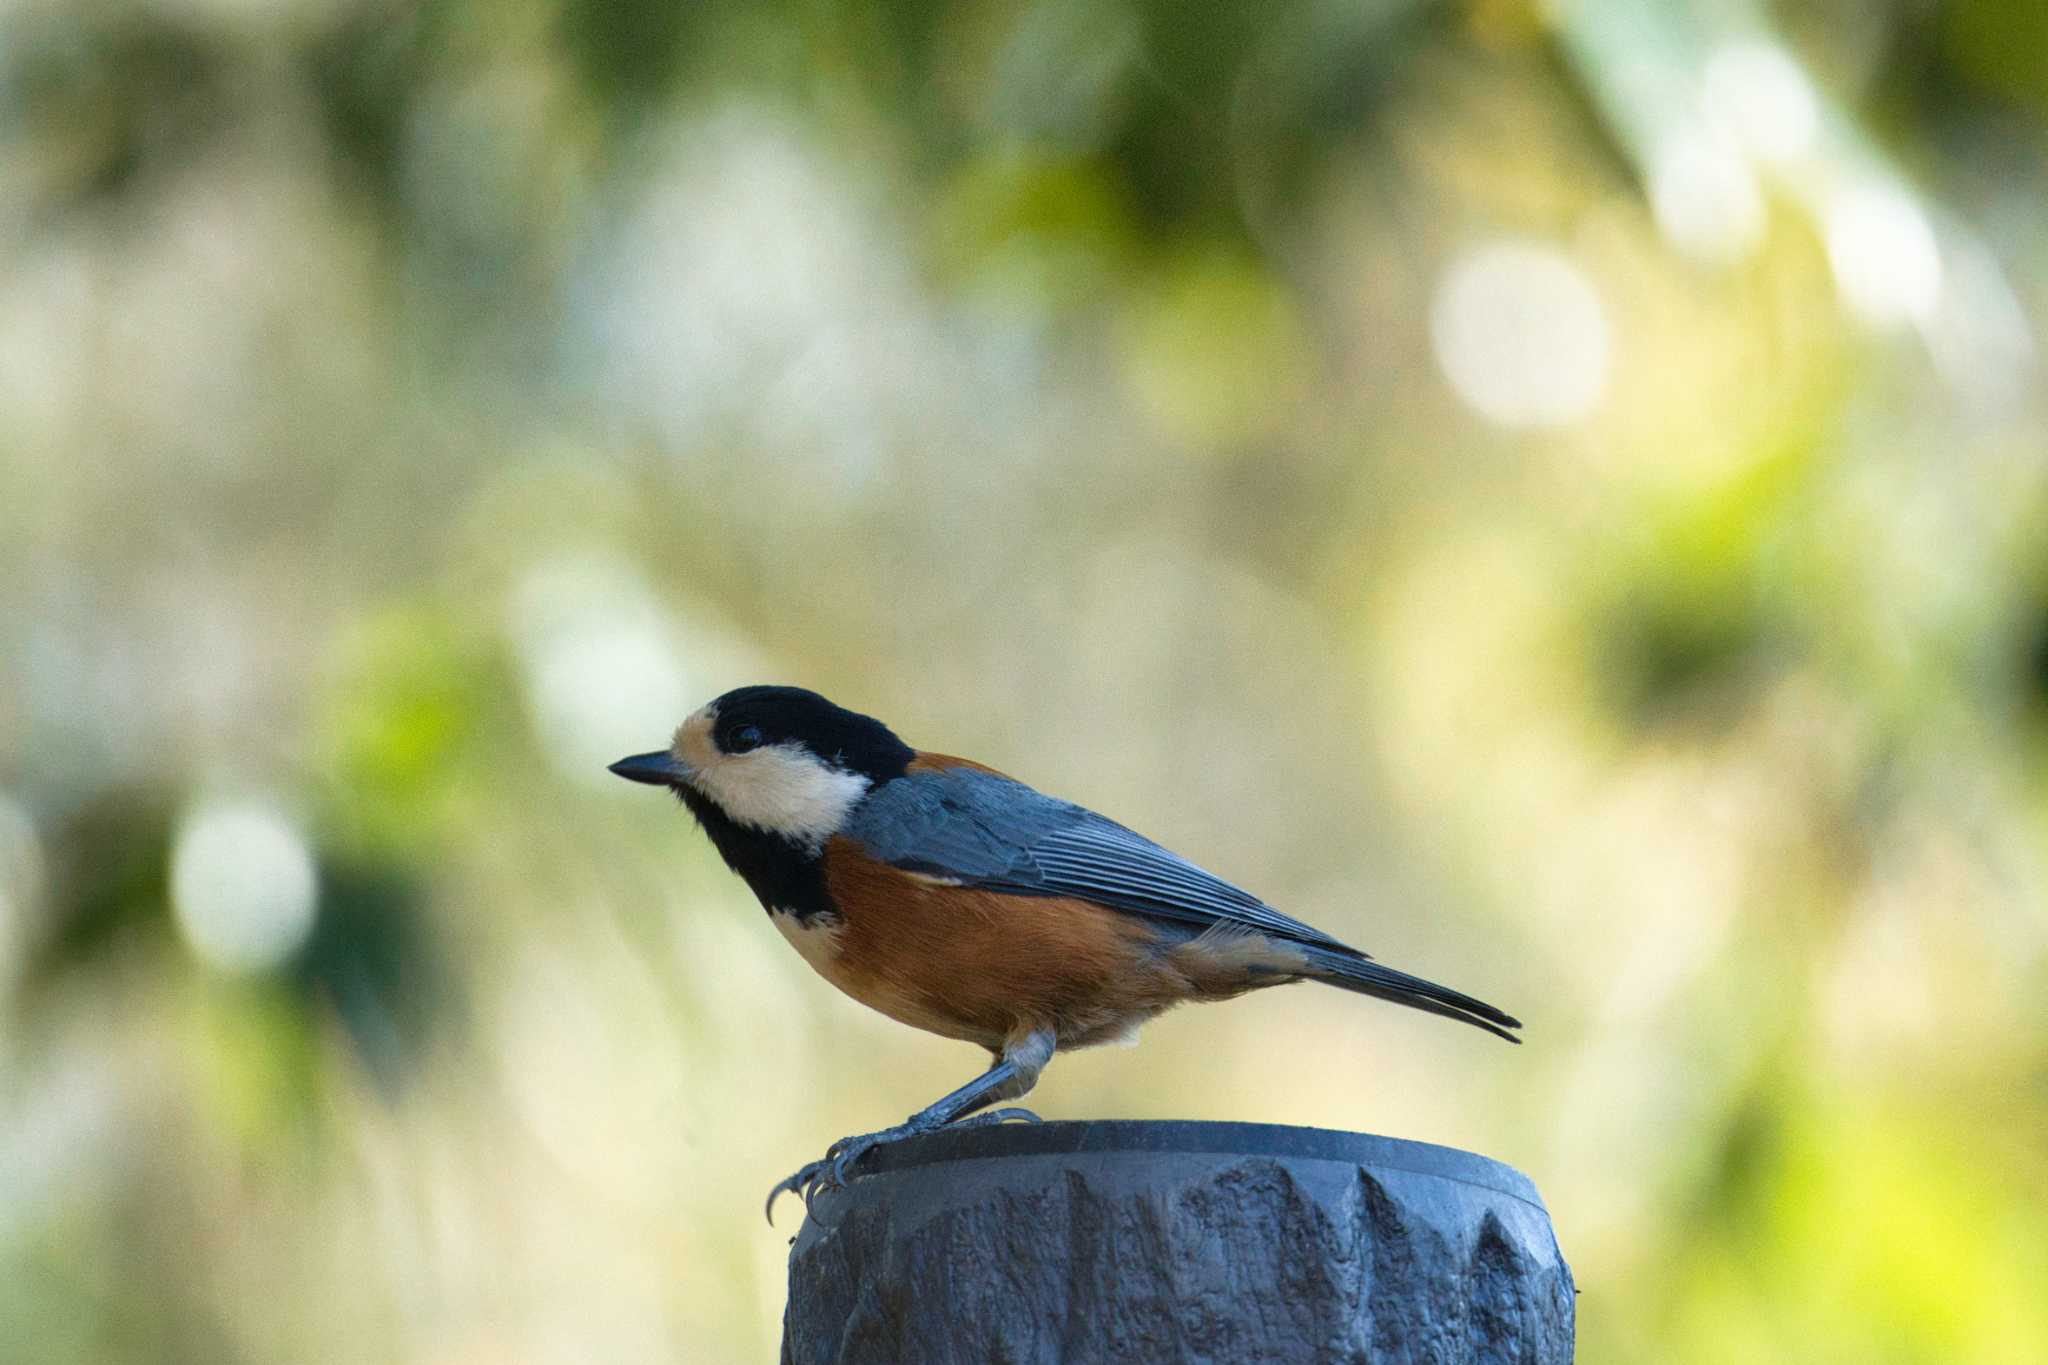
0,12,227,217
1672,1088,2048,1363
188,978,323,1152
312,604,507,861
930,149,1137,309
561,0,706,111
292,857,452,1095
18,791,174,997
1119,246,1312,448
1942,0,2048,117
1592,439,1813,727
2015,561,2048,727
301,0,438,211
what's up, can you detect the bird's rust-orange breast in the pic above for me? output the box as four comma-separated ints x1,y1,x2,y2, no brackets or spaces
818,838,1197,1051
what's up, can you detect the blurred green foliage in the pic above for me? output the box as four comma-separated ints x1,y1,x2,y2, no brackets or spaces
2,0,2046,1361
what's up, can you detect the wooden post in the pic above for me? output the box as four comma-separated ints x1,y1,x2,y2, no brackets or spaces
782,1120,1574,1363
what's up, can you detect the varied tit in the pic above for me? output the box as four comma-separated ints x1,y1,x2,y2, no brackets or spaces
610,685,1520,1219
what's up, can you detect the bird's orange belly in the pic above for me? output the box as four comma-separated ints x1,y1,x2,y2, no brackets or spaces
801,842,1223,1051
768,906,1007,1047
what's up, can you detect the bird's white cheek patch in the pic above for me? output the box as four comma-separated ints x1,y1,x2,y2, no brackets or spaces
690,744,870,848
770,909,844,979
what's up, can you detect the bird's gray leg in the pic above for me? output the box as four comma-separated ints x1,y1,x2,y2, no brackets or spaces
766,1029,1055,1223
919,1027,1054,1126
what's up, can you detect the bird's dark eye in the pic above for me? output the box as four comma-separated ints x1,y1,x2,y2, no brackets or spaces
727,724,765,754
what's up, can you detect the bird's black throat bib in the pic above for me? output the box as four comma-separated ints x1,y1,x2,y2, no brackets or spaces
675,785,834,921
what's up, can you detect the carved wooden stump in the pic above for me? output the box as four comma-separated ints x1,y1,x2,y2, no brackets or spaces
782,1120,1574,1363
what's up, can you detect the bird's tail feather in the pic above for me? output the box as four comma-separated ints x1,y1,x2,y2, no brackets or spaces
1300,948,1523,1044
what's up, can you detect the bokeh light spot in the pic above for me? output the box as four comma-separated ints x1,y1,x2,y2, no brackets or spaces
508,551,691,784
170,800,318,973
1430,241,1611,428
1649,122,1764,264
1825,182,1944,327
1703,41,1820,166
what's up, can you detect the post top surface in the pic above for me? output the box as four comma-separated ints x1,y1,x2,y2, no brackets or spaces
852,1119,1547,1213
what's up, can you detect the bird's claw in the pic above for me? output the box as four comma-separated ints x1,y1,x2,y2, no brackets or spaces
764,1108,1046,1225
763,1162,824,1225
956,1106,1043,1128
764,1126,898,1225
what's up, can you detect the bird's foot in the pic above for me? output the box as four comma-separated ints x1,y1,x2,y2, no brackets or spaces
763,1108,1044,1224
765,1120,916,1224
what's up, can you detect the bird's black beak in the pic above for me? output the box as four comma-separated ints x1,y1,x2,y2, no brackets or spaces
608,751,693,787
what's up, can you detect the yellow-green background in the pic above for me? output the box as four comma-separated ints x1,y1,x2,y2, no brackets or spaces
4,1,2045,1360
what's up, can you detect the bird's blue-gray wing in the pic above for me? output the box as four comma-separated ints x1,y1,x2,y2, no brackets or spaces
845,767,1358,953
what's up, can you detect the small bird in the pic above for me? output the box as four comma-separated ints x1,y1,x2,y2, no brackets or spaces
609,685,1519,1219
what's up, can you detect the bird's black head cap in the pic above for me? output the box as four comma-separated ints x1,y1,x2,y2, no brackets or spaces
706,685,914,783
